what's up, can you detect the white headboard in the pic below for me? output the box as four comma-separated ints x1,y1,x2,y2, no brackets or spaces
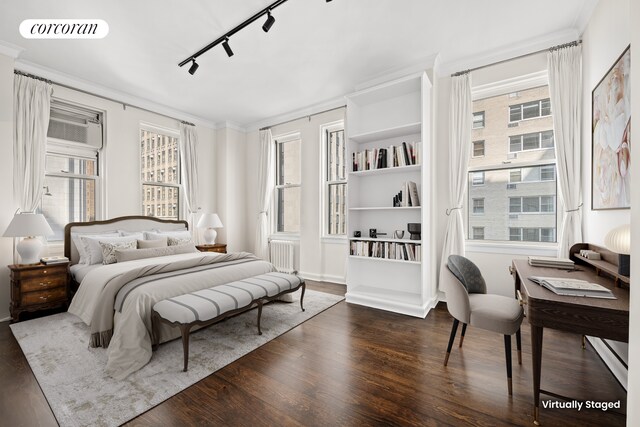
64,216,189,265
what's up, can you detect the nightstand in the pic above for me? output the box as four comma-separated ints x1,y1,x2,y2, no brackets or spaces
9,262,70,323
196,244,227,254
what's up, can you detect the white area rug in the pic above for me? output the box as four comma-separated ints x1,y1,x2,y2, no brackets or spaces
10,289,343,427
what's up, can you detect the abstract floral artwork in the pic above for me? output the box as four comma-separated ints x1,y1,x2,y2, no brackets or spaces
592,46,631,210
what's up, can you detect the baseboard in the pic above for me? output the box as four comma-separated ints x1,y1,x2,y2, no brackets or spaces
0,316,10,323
298,271,346,285
345,292,437,318
587,336,628,391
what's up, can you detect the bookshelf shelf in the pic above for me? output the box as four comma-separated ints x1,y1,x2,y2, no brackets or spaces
348,255,421,265
349,122,421,143
349,237,422,244
349,206,420,211
349,164,421,177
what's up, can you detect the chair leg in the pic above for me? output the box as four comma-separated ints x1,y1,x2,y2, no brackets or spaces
300,282,306,312
444,319,460,366
516,328,522,365
504,334,513,395
582,335,586,350
459,323,467,348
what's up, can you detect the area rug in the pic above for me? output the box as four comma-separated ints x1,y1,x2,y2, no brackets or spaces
10,289,344,427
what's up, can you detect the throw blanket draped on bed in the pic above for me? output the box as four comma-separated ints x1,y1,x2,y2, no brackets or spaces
68,252,275,379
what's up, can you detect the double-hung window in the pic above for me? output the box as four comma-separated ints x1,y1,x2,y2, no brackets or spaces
322,122,346,237
472,140,485,157
472,111,485,129
140,126,180,220
274,133,301,234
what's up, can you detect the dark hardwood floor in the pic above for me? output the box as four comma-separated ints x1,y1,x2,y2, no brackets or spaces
0,281,626,426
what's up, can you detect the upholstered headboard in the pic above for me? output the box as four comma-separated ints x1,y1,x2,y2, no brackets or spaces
64,215,189,265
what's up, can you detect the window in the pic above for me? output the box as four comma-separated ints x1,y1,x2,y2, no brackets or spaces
472,111,485,129
540,228,556,242
509,169,522,183
275,133,301,233
509,227,556,242
322,122,346,237
540,165,555,181
472,140,485,157
472,198,484,214
508,196,556,214
472,227,485,240
509,98,551,122
141,127,180,220
40,101,103,241
471,172,485,186
509,131,554,153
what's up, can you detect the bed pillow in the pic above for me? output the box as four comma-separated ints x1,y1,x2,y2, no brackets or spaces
138,237,168,249
100,240,137,265
144,230,191,241
71,231,120,264
115,243,198,263
80,233,143,264
167,236,192,246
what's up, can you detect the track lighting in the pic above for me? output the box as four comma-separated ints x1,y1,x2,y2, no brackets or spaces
222,38,234,57
262,11,275,32
188,59,199,75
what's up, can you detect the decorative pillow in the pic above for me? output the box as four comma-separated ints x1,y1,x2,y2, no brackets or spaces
138,237,167,249
71,231,120,264
100,240,137,264
447,255,487,294
115,243,198,263
144,230,191,241
168,236,192,246
119,229,154,237
80,234,143,264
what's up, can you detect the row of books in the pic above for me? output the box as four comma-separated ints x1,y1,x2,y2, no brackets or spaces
40,256,69,265
528,256,574,269
352,141,421,172
393,181,420,207
350,240,421,262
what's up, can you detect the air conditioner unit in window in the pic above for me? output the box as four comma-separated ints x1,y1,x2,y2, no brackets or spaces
509,214,519,220
47,101,103,148
507,184,517,190
508,122,519,128
507,153,518,159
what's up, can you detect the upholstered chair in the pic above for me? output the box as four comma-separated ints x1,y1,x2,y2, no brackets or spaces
441,255,524,395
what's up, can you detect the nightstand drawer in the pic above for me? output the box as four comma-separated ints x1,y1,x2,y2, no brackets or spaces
16,265,68,280
21,275,67,292
21,287,67,306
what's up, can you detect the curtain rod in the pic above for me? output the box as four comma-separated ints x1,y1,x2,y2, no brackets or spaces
259,105,346,131
13,69,196,127
451,40,582,77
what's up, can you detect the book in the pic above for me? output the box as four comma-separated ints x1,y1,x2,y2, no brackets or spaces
578,249,602,260
41,256,69,265
528,276,616,299
408,181,420,207
528,256,575,269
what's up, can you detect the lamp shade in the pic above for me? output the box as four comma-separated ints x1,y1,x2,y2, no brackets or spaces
3,212,53,237
197,213,223,229
604,224,630,255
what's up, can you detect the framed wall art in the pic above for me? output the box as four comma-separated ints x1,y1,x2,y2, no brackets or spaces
592,45,631,210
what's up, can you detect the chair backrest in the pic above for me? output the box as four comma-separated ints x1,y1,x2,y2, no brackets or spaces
447,255,487,294
441,266,471,324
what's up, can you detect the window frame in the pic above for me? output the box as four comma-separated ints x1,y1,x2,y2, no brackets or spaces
320,121,347,240
272,131,302,236
508,98,552,123
471,171,485,186
472,197,485,215
508,130,555,153
508,195,556,214
472,111,485,129
472,227,485,240
472,140,485,158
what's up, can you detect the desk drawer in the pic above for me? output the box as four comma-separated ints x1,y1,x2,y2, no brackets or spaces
21,287,67,306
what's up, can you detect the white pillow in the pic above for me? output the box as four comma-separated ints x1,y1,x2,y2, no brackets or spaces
80,233,143,264
100,240,137,265
138,237,168,249
71,231,119,264
144,230,191,241
167,236,192,246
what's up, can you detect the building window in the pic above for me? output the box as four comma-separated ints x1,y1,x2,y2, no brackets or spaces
509,131,554,152
472,227,485,240
322,122,346,237
472,198,484,214
471,172,485,186
141,127,180,220
508,195,556,214
540,228,556,242
274,133,301,234
472,140,485,157
509,98,551,122
472,111,485,129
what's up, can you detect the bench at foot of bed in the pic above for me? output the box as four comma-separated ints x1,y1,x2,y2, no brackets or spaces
151,272,305,372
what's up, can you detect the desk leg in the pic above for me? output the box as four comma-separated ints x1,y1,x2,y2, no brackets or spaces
531,325,543,425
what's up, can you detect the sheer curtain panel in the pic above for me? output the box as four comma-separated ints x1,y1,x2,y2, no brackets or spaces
13,74,52,212
180,122,200,242
439,74,472,289
254,129,274,260
548,44,583,257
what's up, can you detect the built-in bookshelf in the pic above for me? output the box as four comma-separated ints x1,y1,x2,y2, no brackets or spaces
345,72,435,318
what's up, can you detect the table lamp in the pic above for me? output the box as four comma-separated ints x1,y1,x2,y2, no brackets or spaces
3,212,54,265
197,213,223,245
604,224,630,276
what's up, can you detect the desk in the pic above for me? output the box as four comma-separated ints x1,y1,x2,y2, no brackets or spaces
511,254,629,425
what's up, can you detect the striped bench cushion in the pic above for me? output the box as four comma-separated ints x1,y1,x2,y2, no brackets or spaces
153,272,303,324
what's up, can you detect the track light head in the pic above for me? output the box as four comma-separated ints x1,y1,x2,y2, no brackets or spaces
188,59,199,75
222,38,234,57
262,11,275,32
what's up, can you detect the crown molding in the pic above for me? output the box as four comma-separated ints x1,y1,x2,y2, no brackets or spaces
214,121,247,132
353,53,438,92
573,0,599,35
0,40,24,59
245,95,345,132
14,59,219,129
437,28,579,77
471,70,548,101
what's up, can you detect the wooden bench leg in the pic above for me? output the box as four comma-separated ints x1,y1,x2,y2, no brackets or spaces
300,282,306,312
257,300,263,335
179,324,192,372
151,311,160,351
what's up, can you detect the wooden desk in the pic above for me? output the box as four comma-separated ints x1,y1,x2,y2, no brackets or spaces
512,256,629,425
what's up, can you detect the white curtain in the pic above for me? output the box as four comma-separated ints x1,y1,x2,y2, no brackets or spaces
254,129,274,260
180,122,200,242
439,74,472,288
548,44,582,257
14,74,52,213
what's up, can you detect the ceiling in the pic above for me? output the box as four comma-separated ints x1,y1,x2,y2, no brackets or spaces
0,0,597,127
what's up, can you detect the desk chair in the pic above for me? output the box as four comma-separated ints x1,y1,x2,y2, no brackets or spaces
441,255,524,395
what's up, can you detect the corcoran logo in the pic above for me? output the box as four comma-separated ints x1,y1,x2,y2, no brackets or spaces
19,19,109,39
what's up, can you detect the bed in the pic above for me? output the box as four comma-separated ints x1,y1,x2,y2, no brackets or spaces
64,216,275,379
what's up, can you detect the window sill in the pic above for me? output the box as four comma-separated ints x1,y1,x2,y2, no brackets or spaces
269,234,300,241
465,240,558,256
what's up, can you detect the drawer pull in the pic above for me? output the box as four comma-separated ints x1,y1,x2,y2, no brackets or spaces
517,290,526,306
38,281,51,287
39,295,50,301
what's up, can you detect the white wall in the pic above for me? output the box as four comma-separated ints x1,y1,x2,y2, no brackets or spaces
246,108,348,284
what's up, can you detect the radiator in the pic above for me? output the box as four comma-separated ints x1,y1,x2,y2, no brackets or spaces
269,240,295,273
